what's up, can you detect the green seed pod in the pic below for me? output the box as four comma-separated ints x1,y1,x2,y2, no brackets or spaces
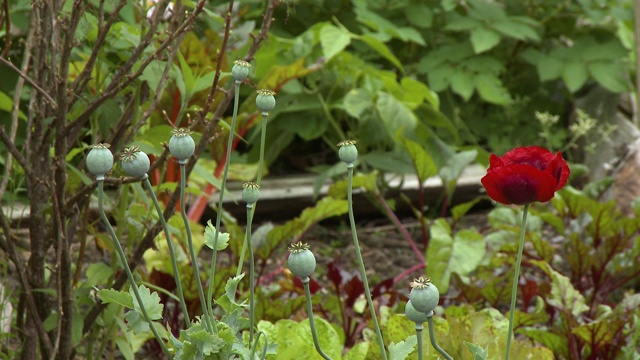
409,277,440,314
405,300,431,323
120,146,150,178
232,60,251,82
242,182,260,205
287,242,316,278
256,89,276,112
87,143,114,180
338,140,358,164
169,128,195,163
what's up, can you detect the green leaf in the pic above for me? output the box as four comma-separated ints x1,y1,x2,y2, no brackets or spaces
588,62,630,93
445,17,481,31
124,310,149,334
344,342,370,360
451,70,475,101
451,197,484,223
536,55,564,81
532,261,589,317
427,219,486,293
562,62,588,93
129,285,163,320
0,91,27,120
376,92,417,134
470,27,501,53
474,73,512,105
465,342,489,360
389,336,417,360
203,220,230,251
344,89,374,118
404,3,433,28
490,18,540,41
97,288,134,309
320,24,351,60
395,132,438,183
358,34,405,72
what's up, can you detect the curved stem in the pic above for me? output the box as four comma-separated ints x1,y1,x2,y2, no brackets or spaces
302,277,333,360
247,204,256,344
416,324,424,360
206,81,240,327
97,181,171,358
143,176,190,327
179,164,214,333
250,330,270,360
346,165,387,359
505,204,529,360
427,316,452,360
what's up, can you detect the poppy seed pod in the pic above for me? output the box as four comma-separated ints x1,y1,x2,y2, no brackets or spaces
87,144,114,180
169,128,195,163
232,60,251,82
338,140,358,165
120,146,150,178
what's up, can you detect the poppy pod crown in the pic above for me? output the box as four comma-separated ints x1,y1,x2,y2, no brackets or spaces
481,146,570,205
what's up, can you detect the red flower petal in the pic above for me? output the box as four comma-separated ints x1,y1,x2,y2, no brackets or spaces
546,151,571,190
500,146,557,171
481,164,558,205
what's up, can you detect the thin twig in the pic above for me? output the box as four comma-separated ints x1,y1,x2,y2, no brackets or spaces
0,56,57,109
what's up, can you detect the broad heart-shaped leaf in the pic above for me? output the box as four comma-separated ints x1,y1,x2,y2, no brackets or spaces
344,88,374,119
426,219,485,293
257,197,348,258
320,24,351,60
129,285,163,320
97,288,134,309
203,220,229,251
531,261,589,317
465,342,489,360
376,92,418,135
470,27,501,53
395,131,438,183
389,336,417,360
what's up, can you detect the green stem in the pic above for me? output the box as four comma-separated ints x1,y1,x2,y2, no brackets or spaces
249,330,269,360
97,181,171,358
416,324,424,360
346,165,387,359
247,204,256,344
179,164,214,333
235,110,268,277
505,203,529,360
302,277,333,360
427,316,452,360
206,81,240,326
143,176,191,327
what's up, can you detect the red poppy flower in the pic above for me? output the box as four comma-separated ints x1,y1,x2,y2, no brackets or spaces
481,146,570,205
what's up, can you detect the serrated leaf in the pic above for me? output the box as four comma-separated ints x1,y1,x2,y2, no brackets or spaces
204,220,230,251
470,27,501,53
427,219,486,293
389,336,417,360
129,285,163,320
320,24,351,60
124,310,148,334
465,342,489,360
98,288,134,309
